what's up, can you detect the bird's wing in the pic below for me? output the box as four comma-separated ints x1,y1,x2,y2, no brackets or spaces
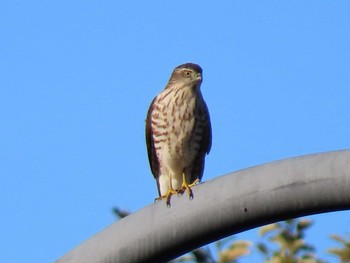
145,97,160,180
190,99,212,183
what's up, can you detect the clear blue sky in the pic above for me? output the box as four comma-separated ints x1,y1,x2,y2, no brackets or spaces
1,1,350,262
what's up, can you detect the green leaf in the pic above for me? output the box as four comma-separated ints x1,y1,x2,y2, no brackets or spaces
259,223,280,237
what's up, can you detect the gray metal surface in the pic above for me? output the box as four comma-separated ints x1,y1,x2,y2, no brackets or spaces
56,150,350,263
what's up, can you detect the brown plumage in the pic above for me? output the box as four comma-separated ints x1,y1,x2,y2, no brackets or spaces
146,63,212,206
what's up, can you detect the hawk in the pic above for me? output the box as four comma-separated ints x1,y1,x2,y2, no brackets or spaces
146,63,212,206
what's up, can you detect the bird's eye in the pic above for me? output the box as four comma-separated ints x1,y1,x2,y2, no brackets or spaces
184,71,191,77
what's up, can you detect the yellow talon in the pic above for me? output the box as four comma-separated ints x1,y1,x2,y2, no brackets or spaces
154,174,200,206
155,188,178,207
179,173,199,200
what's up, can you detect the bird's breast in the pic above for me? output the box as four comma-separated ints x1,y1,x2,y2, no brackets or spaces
151,89,200,169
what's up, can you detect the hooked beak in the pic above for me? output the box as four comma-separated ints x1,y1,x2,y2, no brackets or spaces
196,72,202,82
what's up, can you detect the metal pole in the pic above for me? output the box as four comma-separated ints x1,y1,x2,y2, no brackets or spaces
56,150,350,263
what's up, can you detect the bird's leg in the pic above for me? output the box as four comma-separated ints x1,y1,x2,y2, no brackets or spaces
165,188,178,207
154,175,178,207
179,173,199,200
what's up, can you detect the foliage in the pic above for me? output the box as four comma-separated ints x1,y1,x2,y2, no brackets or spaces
171,247,215,263
112,207,130,219
171,237,251,263
257,219,325,263
215,238,251,263
328,234,350,262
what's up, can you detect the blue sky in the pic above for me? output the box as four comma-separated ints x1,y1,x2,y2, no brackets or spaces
1,1,350,262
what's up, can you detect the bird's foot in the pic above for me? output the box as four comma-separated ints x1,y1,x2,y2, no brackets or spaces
178,175,200,200
155,189,178,207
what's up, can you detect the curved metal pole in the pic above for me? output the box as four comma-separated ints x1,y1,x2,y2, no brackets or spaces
56,150,350,263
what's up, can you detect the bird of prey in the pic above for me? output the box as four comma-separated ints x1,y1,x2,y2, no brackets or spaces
146,63,212,206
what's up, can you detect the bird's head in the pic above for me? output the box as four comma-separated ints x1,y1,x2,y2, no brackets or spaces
167,63,203,89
